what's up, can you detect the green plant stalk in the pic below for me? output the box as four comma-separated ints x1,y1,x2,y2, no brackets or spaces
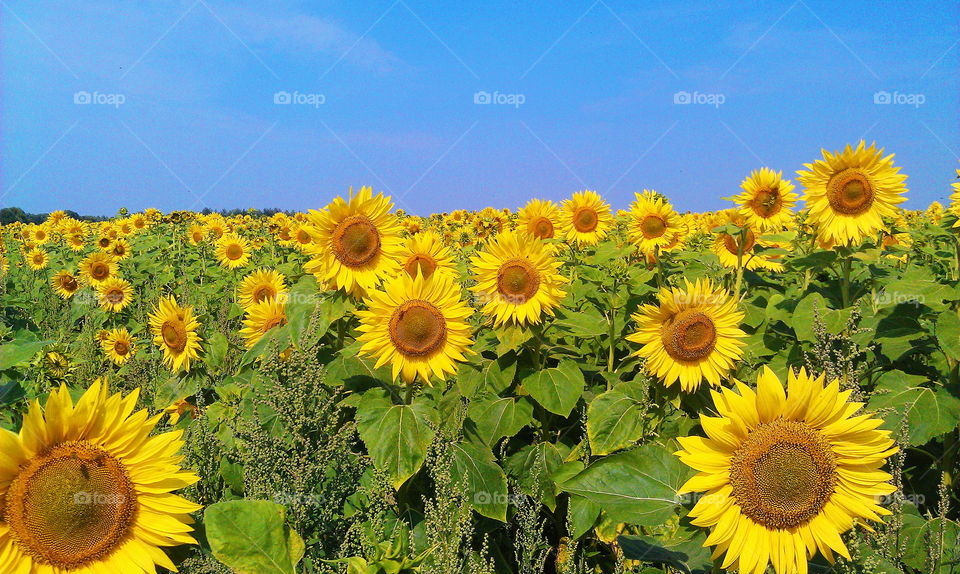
840,255,852,308
733,228,746,299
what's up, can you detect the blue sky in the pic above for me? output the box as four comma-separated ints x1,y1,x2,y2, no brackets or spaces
2,0,958,216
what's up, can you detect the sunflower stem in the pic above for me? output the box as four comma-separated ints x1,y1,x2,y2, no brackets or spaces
840,256,852,308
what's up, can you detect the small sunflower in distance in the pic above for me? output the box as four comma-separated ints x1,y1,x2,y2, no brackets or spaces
51,270,81,299
101,327,136,365
627,190,682,254
356,270,474,385
627,278,745,392
240,299,287,347
797,141,908,246
96,276,134,312
0,381,202,573
398,231,457,280
734,167,798,231
560,191,614,245
26,248,48,271
304,186,404,298
676,367,897,574
470,231,568,326
238,268,288,307
214,232,251,269
149,295,202,372
950,169,960,229
79,251,118,286
517,198,566,240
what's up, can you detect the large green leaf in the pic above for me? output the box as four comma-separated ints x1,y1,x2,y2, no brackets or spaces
587,381,647,455
522,359,584,417
558,443,692,526
936,311,960,361
456,355,516,398
450,442,509,521
205,500,305,574
554,307,608,337
867,371,960,446
356,389,438,489
0,338,51,370
466,393,533,445
618,532,713,574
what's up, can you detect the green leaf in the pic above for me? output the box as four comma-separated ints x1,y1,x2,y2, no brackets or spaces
936,311,960,361
787,250,837,270
618,532,713,574
587,381,647,456
0,338,51,370
204,331,229,373
791,293,849,342
554,307,608,337
205,500,304,574
558,443,692,526
522,359,584,417
567,494,602,539
466,394,533,445
356,389,437,489
456,355,516,398
867,371,960,446
450,442,509,521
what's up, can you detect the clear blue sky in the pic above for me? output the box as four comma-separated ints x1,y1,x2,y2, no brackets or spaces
2,1,958,216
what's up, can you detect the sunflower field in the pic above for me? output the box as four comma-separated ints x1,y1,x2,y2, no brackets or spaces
1,141,960,574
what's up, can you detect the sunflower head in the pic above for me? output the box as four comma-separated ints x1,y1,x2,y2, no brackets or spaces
356,269,474,384
238,268,289,307
735,167,798,231
399,231,456,280
469,231,568,326
627,190,682,254
80,252,118,286
148,296,202,373
96,277,134,313
797,141,908,245
676,367,898,574
26,249,48,271
51,271,81,299
0,382,201,572
303,187,403,298
560,191,614,245
240,299,287,348
517,199,566,240
627,278,745,392
214,233,251,269
101,328,135,365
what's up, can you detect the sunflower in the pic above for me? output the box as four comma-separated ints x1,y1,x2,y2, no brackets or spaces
164,398,199,425
950,169,960,228
214,233,251,269
149,296,202,373
0,381,201,573
734,168,798,232
626,278,746,392
26,248,48,271
101,327,136,365
797,141,908,246
186,224,205,245
51,270,81,299
108,238,132,260
470,231,568,326
356,270,474,384
517,199,566,240
627,190,682,254
398,231,457,280
303,187,404,298
96,277,134,313
239,299,287,348
560,191,614,245
676,367,897,574
79,252,118,286
67,233,86,251
237,268,288,307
